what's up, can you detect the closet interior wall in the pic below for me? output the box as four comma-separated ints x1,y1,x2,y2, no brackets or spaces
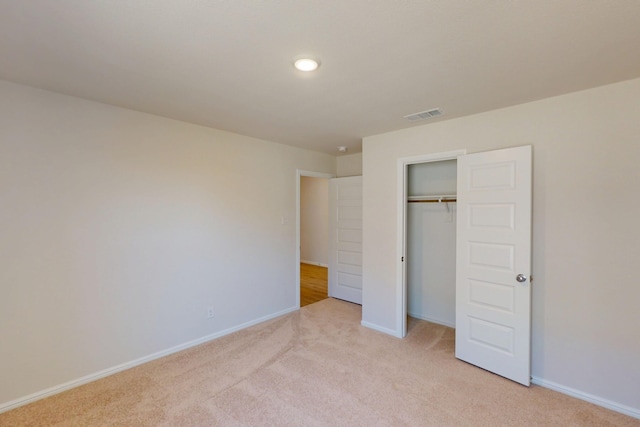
406,159,457,327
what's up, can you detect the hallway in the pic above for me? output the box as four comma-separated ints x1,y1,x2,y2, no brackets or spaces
300,263,328,307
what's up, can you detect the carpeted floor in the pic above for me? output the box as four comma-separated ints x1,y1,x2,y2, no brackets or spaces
1,298,637,426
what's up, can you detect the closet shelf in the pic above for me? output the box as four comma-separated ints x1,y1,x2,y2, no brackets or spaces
407,195,457,203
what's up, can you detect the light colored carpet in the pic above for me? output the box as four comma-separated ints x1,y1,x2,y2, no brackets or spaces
1,298,637,426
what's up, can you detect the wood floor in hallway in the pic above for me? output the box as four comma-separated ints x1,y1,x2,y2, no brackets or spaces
300,263,328,307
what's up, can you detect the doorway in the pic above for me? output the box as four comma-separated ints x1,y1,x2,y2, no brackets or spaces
300,175,329,306
406,159,458,328
397,150,465,336
296,170,333,309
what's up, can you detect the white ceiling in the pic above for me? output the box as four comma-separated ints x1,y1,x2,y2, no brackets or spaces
2,1,640,155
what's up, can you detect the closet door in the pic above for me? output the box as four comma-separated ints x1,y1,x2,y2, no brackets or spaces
455,145,532,386
328,176,363,304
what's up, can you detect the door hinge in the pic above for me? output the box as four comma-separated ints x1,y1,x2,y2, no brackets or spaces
401,256,404,262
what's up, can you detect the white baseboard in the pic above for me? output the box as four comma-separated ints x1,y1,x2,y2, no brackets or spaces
0,306,298,414
407,312,455,329
300,260,328,267
531,376,640,420
361,320,403,338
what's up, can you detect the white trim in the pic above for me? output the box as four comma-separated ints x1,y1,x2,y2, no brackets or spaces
0,306,298,414
396,158,408,338
531,377,640,420
396,149,466,338
407,312,456,329
300,260,329,268
361,320,403,338
296,169,334,311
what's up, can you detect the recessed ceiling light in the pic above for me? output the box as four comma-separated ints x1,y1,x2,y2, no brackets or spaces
338,146,348,153
293,57,320,72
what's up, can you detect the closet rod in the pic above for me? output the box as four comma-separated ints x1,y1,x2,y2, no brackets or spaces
407,195,457,203
407,198,457,203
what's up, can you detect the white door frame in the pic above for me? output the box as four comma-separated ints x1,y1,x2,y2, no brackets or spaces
396,150,466,337
296,169,335,309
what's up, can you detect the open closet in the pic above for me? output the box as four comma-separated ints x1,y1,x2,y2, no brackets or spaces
400,145,533,386
406,159,457,328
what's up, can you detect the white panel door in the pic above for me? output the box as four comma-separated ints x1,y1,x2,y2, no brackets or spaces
329,176,363,304
455,145,532,385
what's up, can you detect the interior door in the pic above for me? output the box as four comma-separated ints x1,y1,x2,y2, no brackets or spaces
455,145,532,386
328,176,363,304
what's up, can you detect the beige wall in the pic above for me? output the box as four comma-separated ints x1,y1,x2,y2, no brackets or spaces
300,176,329,266
337,152,362,177
0,80,335,408
362,78,640,414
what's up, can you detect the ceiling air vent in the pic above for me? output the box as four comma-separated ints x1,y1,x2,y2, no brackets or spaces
404,108,443,121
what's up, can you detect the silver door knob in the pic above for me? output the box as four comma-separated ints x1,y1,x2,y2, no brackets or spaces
516,274,528,283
